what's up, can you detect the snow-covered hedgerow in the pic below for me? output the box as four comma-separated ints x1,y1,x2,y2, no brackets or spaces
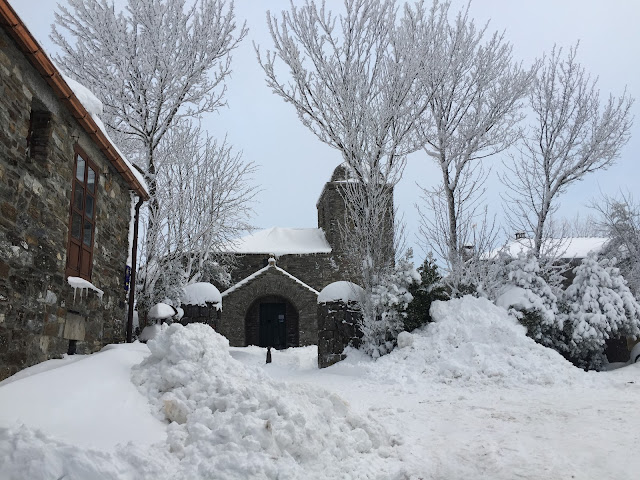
563,254,640,369
353,296,583,388
131,324,403,479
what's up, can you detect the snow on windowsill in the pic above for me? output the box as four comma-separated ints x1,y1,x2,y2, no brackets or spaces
67,276,104,302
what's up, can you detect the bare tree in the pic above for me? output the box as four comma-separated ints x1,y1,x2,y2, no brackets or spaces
415,2,533,287
52,0,248,264
592,191,640,296
138,121,256,310
502,44,634,258
257,1,445,327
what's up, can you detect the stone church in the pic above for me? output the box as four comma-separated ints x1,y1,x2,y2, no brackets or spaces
216,164,384,350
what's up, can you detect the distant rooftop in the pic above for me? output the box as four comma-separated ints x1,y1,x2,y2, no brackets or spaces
224,227,332,256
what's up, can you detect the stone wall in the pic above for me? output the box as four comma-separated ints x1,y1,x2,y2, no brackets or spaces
179,303,220,329
220,267,318,347
317,300,362,368
316,181,347,253
0,27,131,380
227,252,349,293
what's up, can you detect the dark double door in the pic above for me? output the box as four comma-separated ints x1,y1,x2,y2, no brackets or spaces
259,302,287,349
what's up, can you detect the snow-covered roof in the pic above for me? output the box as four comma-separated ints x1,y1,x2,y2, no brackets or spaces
318,281,364,304
182,282,221,306
222,258,319,297
490,237,609,259
225,227,332,256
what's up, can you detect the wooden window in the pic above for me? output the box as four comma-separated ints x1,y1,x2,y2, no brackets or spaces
66,147,98,280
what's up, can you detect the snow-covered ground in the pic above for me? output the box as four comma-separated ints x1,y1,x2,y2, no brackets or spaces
0,297,638,479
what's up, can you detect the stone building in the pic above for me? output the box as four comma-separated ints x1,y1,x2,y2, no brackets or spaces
217,164,393,351
0,1,148,380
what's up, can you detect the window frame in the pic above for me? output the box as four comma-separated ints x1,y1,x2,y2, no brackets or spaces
65,146,99,281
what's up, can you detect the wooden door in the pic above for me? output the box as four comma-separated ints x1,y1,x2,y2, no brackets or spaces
259,303,286,349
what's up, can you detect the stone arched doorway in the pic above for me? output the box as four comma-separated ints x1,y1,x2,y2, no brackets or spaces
244,295,300,349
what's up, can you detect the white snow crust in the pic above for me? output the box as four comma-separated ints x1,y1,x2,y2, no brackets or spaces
495,286,537,311
225,227,332,255
138,324,163,343
67,276,104,300
147,302,175,320
63,74,104,117
318,281,364,303
181,282,221,306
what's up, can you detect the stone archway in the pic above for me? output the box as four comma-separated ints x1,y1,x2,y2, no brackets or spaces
244,295,300,349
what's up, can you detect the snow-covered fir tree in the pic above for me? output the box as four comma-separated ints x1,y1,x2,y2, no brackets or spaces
496,253,563,350
405,253,449,332
361,251,420,358
563,254,640,369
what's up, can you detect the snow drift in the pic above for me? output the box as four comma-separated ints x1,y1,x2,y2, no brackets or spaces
131,323,403,479
356,296,584,387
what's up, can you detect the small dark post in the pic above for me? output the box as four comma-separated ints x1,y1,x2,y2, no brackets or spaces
266,346,272,364
67,340,77,355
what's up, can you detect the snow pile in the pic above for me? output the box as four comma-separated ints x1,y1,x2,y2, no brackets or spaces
131,324,402,479
361,296,583,387
181,282,221,307
317,281,364,303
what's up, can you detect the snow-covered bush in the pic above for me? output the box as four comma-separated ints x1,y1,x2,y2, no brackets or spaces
563,254,640,369
360,252,420,358
496,253,563,350
405,253,449,332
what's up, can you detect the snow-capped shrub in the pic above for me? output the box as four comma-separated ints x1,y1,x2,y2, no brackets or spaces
405,253,449,332
563,254,640,370
496,253,563,351
360,251,420,358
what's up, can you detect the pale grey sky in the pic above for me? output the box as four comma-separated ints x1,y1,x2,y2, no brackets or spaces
12,0,640,264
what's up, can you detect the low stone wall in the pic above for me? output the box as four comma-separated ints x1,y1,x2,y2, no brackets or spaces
179,303,220,330
317,300,362,368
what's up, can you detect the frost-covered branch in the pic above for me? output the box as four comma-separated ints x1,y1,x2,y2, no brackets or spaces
138,121,256,310
501,44,634,258
415,2,534,285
